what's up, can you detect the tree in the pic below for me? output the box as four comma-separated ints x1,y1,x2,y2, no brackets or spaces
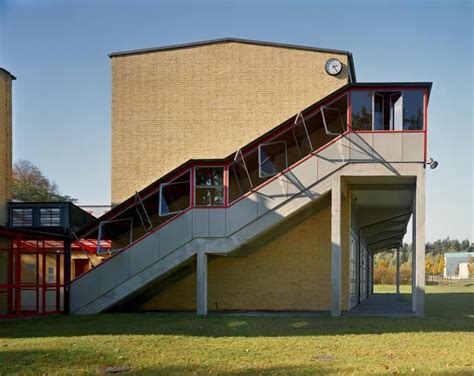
13,159,77,202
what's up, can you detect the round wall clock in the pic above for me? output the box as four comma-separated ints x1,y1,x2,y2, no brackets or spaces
325,58,342,76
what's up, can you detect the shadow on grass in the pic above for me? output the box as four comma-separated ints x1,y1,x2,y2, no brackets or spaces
0,349,352,376
0,292,472,339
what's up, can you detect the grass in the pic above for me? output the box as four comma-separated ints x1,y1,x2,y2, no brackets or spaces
0,282,473,375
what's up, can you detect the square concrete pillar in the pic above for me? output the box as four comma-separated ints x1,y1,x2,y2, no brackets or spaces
196,251,208,315
413,172,426,317
396,247,400,295
331,174,342,317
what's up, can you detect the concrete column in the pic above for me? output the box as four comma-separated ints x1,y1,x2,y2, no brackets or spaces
414,171,426,317
396,247,400,295
411,207,417,312
331,174,342,317
196,251,208,315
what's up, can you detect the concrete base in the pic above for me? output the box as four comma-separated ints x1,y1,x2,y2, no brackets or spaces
345,294,414,317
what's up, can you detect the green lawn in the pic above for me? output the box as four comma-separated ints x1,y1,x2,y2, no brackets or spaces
0,282,473,375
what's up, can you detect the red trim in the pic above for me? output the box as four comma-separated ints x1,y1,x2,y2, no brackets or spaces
73,84,431,283
347,91,352,131
350,86,425,92
423,89,428,162
353,130,424,134
227,130,349,207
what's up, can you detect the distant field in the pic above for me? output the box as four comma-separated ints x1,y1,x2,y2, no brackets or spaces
0,282,473,375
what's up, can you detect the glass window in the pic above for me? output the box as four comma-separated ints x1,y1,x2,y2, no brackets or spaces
258,141,287,178
195,167,224,206
11,208,33,226
305,111,336,151
39,208,61,226
403,90,424,130
373,91,403,131
322,95,348,135
229,150,253,203
159,171,191,216
292,113,313,156
351,91,372,130
97,218,133,254
373,93,384,130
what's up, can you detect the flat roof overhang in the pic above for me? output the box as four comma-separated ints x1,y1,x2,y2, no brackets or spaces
348,176,415,253
0,226,68,241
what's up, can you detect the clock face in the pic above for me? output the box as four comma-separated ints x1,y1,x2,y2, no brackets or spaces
325,58,342,76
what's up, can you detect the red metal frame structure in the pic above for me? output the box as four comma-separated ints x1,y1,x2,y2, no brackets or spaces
0,227,68,319
0,227,111,319
72,82,431,284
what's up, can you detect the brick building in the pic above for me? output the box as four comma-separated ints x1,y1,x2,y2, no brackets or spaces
0,38,431,318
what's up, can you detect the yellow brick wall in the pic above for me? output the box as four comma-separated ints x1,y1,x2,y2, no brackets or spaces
0,71,13,311
0,71,13,226
141,193,351,312
111,41,349,205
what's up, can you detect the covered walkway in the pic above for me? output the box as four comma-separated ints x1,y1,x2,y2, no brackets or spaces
344,293,414,317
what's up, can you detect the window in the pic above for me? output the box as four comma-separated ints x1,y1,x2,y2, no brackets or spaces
351,91,372,130
258,141,288,178
159,171,191,216
39,208,61,226
403,90,424,130
352,90,423,131
47,267,55,283
194,167,224,206
321,95,348,135
373,91,402,130
11,208,33,226
228,150,253,203
292,113,313,156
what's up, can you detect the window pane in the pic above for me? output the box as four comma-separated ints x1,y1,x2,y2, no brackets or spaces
195,167,223,187
305,111,336,151
159,171,191,216
373,93,383,130
195,167,224,206
351,91,372,130
11,208,33,226
293,116,313,156
40,208,61,226
403,90,424,130
229,154,252,202
195,187,224,206
258,141,287,178
322,95,348,135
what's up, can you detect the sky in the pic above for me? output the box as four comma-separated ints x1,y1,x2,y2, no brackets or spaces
0,0,472,242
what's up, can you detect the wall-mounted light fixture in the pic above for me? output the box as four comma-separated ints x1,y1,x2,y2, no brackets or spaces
426,157,439,169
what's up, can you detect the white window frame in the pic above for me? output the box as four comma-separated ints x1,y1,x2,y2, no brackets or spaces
321,106,346,136
158,172,191,216
258,140,288,178
134,191,152,231
97,218,133,255
292,111,313,155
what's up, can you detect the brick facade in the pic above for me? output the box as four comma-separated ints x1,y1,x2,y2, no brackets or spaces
111,41,350,205
0,70,13,226
141,191,351,312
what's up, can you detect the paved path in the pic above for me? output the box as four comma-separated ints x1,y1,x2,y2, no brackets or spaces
344,293,414,317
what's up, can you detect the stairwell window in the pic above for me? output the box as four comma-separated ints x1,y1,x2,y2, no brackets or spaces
159,170,191,216
195,167,224,206
403,90,424,130
258,141,288,178
321,94,348,135
351,91,372,130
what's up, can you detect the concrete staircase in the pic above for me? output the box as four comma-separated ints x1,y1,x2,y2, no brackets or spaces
70,135,350,314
